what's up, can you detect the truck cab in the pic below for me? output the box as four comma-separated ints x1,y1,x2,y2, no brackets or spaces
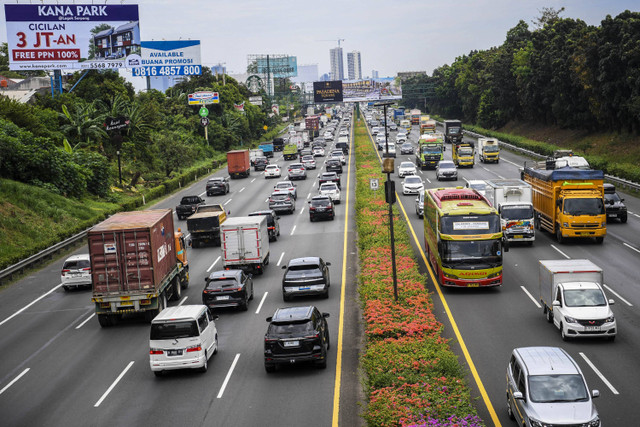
478,138,499,163
453,142,475,167
443,120,463,145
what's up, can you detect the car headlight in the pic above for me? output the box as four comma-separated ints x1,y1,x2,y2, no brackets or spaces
564,316,578,324
587,416,600,427
529,418,545,427
605,315,615,323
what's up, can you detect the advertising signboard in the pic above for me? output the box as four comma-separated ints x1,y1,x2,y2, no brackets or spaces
256,56,297,77
132,40,201,77
249,96,263,106
342,78,403,102
313,80,343,103
188,91,219,105
4,4,140,70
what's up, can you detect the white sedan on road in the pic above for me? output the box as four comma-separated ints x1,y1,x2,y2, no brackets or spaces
398,161,417,178
402,175,424,196
264,164,281,179
319,183,341,204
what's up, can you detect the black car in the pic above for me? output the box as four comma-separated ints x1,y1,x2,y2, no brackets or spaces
264,306,330,372
254,157,269,171
604,183,627,223
202,270,254,311
325,159,343,174
335,141,349,154
248,210,281,241
281,257,331,301
400,143,414,154
309,196,335,222
318,172,341,189
206,177,230,196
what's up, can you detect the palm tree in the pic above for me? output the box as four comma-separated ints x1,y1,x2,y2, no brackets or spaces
59,101,107,150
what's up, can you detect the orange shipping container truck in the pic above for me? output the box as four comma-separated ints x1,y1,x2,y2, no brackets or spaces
227,150,251,178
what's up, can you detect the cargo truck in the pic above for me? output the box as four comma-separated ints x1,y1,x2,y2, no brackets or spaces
420,119,436,135
485,179,535,244
258,142,274,158
227,150,251,178
477,138,500,163
220,216,270,275
452,141,475,167
187,204,227,247
538,259,616,341
89,210,189,327
443,120,463,145
410,109,421,125
283,144,298,161
522,165,606,244
272,137,285,152
416,135,444,170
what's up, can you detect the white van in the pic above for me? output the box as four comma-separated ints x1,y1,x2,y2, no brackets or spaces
149,305,218,376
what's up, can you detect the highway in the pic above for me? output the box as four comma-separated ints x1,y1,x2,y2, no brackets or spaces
372,116,640,426
0,117,362,427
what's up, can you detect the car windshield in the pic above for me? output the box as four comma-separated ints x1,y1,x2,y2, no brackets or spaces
439,162,455,168
312,198,332,206
604,193,620,203
321,184,338,191
266,166,278,170
150,321,199,340
63,259,90,269
402,144,412,149
400,162,414,168
288,264,321,273
563,198,605,216
563,289,607,307
271,194,289,201
405,177,422,184
501,205,534,220
269,321,314,335
276,183,292,189
206,278,239,289
528,375,589,403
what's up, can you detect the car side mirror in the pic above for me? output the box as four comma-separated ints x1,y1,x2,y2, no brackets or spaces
592,390,600,398
513,391,524,401
325,262,332,266
227,210,231,215
322,312,330,318
608,299,615,305
621,198,625,202
552,300,562,307
281,265,287,270
266,317,272,322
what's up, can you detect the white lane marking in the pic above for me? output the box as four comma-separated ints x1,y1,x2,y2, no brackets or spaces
290,225,297,235
185,233,191,240
419,170,424,175
482,166,491,172
75,313,96,330
463,177,469,183
224,199,232,206
277,252,285,266
307,193,311,200
207,256,221,272
178,296,189,306
0,283,63,327
520,286,541,308
550,244,571,259
497,174,505,179
94,361,135,407
629,212,640,219
199,191,206,197
623,243,640,254
579,353,619,395
0,368,30,396
299,207,305,215
251,178,256,183
602,284,633,306
217,353,241,399
239,187,245,193
255,292,268,314
501,158,520,167
265,198,269,203
312,181,316,188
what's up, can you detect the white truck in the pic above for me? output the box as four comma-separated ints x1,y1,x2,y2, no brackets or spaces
220,216,270,275
485,179,535,244
536,150,590,170
539,259,616,341
477,138,500,163
249,149,264,166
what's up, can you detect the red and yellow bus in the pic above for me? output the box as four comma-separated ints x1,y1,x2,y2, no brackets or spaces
424,187,508,287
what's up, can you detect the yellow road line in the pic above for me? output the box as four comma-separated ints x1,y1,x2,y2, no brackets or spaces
366,122,502,427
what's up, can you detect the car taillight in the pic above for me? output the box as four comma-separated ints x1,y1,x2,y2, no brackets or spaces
186,345,202,353
305,333,320,339
61,269,70,276
268,226,275,230
265,337,278,343
285,197,291,202
82,268,91,272
310,206,316,211
149,349,163,355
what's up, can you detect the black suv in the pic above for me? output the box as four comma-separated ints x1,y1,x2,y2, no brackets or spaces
264,306,330,372
604,183,627,223
202,270,254,311
325,159,343,174
281,257,331,301
206,177,230,196
254,157,269,171
309,196,335,222
319,172,341,189
248,210,281,241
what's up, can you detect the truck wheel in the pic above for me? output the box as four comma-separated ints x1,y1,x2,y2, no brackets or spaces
544,305,553,323
595,237,604,244
556,226,564,243
98,314,112,328
170,276,182,301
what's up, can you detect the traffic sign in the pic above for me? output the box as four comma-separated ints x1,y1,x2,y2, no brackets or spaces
200,117,210,127
263,125,268,131
370,178,379,191
199,107,209,117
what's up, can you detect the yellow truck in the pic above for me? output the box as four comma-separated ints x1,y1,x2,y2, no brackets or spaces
477,138,499,163
522,166,606,244
420,116,436,134
452,142,475,167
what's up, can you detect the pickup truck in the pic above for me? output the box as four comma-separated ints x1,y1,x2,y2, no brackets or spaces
319,172,341,189
176,195,205,220
187,204,227,247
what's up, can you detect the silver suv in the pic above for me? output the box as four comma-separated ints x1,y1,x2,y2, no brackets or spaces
506,347,600,427
287,163,307,180
268,192,296,214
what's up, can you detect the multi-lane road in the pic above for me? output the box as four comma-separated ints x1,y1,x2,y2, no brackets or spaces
1,112,639,426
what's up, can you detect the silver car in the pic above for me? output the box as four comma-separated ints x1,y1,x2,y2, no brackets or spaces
436,160,458,181
268,192,296,214
287,163,307,180
415,191,424,218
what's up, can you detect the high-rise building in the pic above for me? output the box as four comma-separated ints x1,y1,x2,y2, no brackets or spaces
372,70,379,79
330,47,344,81
347,51,362,80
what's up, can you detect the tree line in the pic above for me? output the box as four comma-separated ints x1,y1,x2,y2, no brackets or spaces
402,10,640,134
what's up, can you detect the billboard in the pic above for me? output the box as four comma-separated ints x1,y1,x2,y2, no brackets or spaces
4,4,140,70
188,91,219,105
342,78,403,102
314,80,343,103
256,56,297,78
132,40,201,77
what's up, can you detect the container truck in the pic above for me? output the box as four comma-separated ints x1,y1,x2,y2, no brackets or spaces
485,179,535,244
538,259,616,341
522,165,606,243
89,210,189,327
187,204,227,248
220,216,270,275
258,142,274,158
443,120,463,145
477,138,500,163
227,150,251,178
410,109,421,125
452,141,475,167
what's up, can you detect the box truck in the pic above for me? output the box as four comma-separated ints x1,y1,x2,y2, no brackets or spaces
221,216,270,274
485,179,535,243
478,138,500,163
227,150,251,178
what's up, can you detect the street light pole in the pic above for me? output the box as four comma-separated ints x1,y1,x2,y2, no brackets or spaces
116,150,122,187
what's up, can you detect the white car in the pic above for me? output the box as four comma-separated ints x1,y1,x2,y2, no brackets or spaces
264,164,281,179
273,181,297,199
330,150,346,165
436,160,458,181
319,182,341,204
382,143,396,158
396,133,407,144
398,161,417,178
371,127,380,135
402,175,424,195
324,132,334,141
466,180,487,196
61,254,92,291
301,155,316,170
339,129,349,137
312,146,325,157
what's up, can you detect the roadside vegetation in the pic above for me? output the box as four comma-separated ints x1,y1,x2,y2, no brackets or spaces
354,118,483,426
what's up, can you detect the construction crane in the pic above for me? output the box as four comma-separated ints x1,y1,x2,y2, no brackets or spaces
317,38,345,47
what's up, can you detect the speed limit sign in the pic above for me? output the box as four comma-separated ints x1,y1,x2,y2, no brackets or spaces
370,178,379,190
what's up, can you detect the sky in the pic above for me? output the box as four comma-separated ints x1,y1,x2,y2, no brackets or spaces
1,0,638,87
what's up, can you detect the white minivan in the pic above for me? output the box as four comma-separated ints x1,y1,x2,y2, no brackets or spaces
149,305,218,376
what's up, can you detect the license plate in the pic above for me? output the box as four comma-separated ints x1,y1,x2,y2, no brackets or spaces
284,341,299,347
120,301,133,306
298,286,310,291
167,349,183,356
216,295,230,300
468,283,480,287
585,326,601,332
514,235,523,239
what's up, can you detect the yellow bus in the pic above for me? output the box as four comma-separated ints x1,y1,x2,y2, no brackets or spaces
424,187,508,287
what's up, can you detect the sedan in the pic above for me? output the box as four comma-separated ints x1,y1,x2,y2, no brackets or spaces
319,182,341,204
253,157,269,171
301,155,317,170
202,270,254,311
398,161,417,178
330,150,346,165
402,176,425,195
312,146,325,157
400,143,414,155
273,181,297,200
309,195,335,221
436,160,458,181
264,165,281,179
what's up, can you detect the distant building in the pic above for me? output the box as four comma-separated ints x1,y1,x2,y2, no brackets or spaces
347,51,362,80
397,71,427,80
148,75,187,92
330,47,344,80
372,70,379,79
211,64,227,76
292,64,319,83
320,73,331,82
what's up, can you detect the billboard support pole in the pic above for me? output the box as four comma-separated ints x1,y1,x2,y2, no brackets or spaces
68,70,90,94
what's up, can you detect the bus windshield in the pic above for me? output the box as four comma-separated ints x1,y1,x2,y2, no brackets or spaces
440,215,501,235
441,240,503,263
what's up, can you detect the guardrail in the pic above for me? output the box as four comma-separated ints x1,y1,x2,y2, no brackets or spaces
436,121,640,192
